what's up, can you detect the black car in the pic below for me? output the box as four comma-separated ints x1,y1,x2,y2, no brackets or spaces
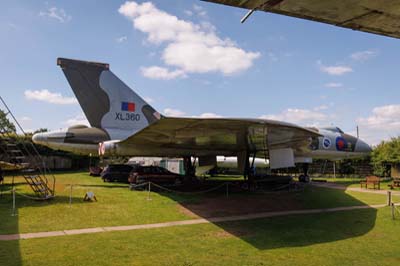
128,166,183,185
101,164,136,182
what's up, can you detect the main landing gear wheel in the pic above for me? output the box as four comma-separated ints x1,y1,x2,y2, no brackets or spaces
298,175,310,183
299,163,310,183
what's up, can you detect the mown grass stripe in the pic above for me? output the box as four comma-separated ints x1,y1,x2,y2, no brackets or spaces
0,204,386,241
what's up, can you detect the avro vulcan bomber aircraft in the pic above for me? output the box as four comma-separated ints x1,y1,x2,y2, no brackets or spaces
33,58,372,181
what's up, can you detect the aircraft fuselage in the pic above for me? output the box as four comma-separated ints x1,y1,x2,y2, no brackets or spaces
33,125,371,162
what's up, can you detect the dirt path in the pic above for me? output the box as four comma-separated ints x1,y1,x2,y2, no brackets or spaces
0,204,386,241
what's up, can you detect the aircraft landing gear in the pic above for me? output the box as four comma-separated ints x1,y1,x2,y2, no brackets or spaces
183,156,196,178
243,152,256,190
299,163,310,183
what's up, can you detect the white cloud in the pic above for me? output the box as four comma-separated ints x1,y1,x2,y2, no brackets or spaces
163,108,186,117
193,112,223,118
7,23,18,30
24,89,78,105
314,105,329,111
116,36,128,43
320,65,352,76
162,108,222,118
318,61,352,76
184,10,193,16
141,66,186,80
63,114,90,127
350,50,378,61
143,97,154,104
260,108,328,126
118,1,260,78
39,7,71,23
162,42,259,75
267,52,278,62
20,116,32,122
17,116,33,134
193,4,207,17
357,104,400,145
325,82,343,88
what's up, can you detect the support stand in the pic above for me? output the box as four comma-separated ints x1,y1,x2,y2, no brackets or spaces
183,156,196,177
244,151,256,190
147,182,152,201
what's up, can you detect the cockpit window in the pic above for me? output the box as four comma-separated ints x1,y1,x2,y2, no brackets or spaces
322,127,344,134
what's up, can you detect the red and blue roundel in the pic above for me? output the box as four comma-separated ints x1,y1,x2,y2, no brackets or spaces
336,137,347,151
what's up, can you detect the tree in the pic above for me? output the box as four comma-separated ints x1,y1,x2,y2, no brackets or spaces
0,109,16,133
371,137,400,176
33,128,48,134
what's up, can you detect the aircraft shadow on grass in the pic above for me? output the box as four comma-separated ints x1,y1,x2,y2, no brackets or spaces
159,182,377,250
0,180,85,266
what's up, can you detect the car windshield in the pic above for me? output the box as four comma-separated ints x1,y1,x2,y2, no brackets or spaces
142,167,153,174
158,167,169,174
108,165,132,171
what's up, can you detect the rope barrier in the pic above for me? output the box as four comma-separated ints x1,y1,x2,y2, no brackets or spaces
14,190,54,201
130,182,150,189
63,185,129,190
0,189,14,194
0,187,54,200
149,181,229,195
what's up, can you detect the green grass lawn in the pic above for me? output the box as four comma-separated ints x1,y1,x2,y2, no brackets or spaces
1,208,400,266
0,172,395,234
1,171,400,265
312,177,400,191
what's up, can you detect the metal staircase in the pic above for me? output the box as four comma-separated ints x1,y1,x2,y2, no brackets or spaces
0,96,55,199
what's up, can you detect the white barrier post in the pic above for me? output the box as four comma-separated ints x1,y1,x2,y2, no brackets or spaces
147,182,151,201
11,188,16,216
392,203,395,220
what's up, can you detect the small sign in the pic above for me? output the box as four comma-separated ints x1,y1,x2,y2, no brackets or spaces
83,191,97,202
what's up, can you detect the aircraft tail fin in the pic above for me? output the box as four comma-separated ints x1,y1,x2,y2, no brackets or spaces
57,58,161,140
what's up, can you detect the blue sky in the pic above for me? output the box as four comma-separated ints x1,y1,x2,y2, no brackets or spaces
1,0,399,145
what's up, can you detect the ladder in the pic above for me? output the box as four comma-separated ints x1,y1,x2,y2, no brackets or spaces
0,96,55,199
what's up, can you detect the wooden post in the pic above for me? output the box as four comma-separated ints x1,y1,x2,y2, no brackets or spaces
387,191,392,206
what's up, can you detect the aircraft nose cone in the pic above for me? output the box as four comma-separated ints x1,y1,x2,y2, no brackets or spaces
32,132,47,144
355,139,372,154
